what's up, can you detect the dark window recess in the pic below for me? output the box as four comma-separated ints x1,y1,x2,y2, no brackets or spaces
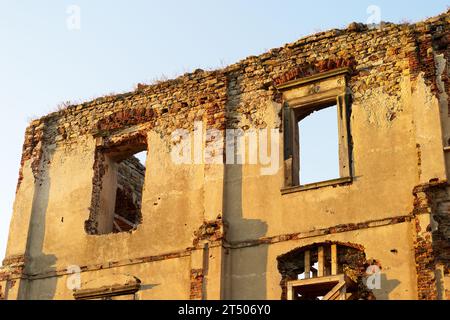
113,152,146,233
86,135,148,236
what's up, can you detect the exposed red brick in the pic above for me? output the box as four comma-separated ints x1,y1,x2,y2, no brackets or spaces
189,269,204,300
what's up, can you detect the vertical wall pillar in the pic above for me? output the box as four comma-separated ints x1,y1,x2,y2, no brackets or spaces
304,250,311,279
318,247,325,278
331,244,338,276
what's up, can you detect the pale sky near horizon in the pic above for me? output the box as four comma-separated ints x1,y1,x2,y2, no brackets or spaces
0,0,448,260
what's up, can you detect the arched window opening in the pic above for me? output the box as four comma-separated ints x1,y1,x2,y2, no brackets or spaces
277,242,376,300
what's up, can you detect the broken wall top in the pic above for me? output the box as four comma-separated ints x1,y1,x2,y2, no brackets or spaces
19,9,450,175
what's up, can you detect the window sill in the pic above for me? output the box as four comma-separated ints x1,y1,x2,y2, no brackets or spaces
281,176,353,195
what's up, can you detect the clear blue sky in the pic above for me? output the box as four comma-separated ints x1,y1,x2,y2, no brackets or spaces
1,0,448,260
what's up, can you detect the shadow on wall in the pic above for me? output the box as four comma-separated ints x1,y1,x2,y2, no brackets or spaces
140,283,160,292
373,274,401,300
18,120,57,300
222,72,269,300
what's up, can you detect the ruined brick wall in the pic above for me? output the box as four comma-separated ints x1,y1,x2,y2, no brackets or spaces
0,255,26,299
413,181,450,299
15,12,449,178
3,10,450,300
16,13,450,184
409,17,450,102
189,269,204,300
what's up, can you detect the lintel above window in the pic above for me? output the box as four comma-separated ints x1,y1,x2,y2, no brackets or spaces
73,276,141,300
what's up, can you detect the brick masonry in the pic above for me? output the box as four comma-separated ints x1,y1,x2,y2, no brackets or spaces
189,268,204,300
413,181,450,300
17,11,450,178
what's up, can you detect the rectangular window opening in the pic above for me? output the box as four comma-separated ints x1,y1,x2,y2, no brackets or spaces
298,105,340,186
113,150,147,233
88,138,148,235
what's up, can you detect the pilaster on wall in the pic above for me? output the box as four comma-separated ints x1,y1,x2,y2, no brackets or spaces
3,117,55,300
190,213,228,300
189,243,228,300
6,160,38,261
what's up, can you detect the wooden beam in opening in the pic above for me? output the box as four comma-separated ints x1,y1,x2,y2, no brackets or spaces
323,279,346,300
304,250,311,279
339,284,347,300
331,244,338,276
287,283,293,300
113,220,122,233
288,274,344,288
114,214,137,228
318,246,325,277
